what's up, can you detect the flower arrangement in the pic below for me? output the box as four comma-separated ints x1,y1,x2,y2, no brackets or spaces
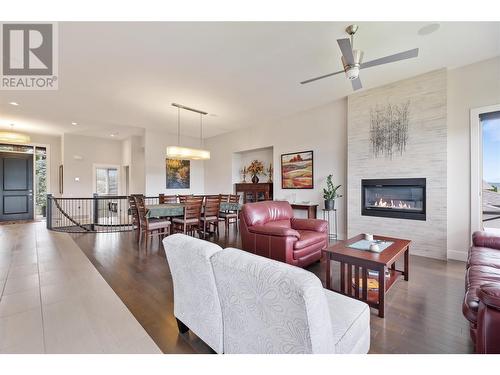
247,160,266,183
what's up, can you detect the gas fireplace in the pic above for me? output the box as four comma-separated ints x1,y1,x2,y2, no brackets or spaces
361,178,426,221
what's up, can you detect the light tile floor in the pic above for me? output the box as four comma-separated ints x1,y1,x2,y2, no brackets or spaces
0,222,162,353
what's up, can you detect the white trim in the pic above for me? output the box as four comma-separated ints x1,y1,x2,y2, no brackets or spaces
470,104,500,236
447,250,468,262
92,163,122,195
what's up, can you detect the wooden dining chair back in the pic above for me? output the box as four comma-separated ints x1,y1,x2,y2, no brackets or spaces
178,195,193,203
220,194,230,202
221,194,240,234
134,195,171,250
229,194,240,204
172,199,203,236
128,195,140,230
159,194,177,204
200,196,221,238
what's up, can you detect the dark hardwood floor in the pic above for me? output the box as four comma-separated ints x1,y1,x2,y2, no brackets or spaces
70,226,474,354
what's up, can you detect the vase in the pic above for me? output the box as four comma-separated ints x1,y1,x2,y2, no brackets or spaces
252,175,259,184
324,199,335,210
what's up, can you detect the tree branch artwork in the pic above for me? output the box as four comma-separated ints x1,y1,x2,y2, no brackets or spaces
369,101,410,158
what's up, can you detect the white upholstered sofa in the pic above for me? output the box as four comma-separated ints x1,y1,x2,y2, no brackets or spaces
163,234,370,354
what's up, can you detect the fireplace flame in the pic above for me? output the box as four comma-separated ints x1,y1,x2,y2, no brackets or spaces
373,197,412,209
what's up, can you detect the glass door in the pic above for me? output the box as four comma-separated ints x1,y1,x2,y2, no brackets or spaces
481,111,500,230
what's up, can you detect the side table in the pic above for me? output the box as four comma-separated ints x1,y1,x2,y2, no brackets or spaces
322,208,337,240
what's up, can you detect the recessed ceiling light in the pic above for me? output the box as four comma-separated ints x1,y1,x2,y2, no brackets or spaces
418,23,440,36
71,122,78,126
9,102,19,106
110,133,117,137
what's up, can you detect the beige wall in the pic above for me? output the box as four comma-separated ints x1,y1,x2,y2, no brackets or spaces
204,99,348,238
447,57,500,260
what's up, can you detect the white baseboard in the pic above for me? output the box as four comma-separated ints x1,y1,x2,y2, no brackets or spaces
447,249,467,262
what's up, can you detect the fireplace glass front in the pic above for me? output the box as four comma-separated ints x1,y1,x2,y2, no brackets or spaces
361,178,426,220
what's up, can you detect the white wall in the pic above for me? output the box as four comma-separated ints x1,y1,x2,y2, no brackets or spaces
233,147,273,184
62,133,123,197
144,129,205,196
447,57,500,260
122,135,145,194
204,99,347,237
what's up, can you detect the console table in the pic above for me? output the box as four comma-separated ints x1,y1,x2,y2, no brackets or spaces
290,203,318,219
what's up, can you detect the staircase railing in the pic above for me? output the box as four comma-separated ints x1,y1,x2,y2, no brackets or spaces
46,194,159,233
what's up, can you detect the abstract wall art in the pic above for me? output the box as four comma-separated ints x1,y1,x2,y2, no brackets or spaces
369,101,410,158
281,150,313,189
166,158,190,189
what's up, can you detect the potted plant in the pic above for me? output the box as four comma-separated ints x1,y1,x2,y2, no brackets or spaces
323,174,342,210
247,160,266,184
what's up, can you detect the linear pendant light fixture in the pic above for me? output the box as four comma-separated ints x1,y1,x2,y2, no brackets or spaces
0,124,31,144
166,103,210,160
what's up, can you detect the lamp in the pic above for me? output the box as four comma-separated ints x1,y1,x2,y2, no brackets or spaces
0,125,30,144
166,103,210,160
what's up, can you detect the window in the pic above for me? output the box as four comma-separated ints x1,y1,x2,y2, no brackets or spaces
95,167,118,195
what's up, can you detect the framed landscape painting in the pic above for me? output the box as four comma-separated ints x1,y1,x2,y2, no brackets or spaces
281,150,313,189
166,159,190,189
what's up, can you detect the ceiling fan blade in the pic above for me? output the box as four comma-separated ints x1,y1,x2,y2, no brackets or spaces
337,38,355,65
351,77,362,91
300,70,344,84
360,48,419,69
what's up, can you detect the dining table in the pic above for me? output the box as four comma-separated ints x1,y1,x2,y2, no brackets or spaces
145,201,242,219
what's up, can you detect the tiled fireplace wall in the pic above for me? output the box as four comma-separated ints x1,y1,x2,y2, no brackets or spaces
347,69,447,259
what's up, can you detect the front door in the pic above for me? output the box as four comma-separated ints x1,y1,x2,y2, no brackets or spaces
0,152,34,221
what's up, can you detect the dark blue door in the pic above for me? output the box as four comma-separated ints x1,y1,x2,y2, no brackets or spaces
0,152,34,221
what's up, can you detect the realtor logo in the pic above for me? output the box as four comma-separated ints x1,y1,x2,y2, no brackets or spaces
1,23,58,90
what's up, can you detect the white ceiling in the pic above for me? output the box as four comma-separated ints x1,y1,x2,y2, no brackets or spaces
1,21,499,140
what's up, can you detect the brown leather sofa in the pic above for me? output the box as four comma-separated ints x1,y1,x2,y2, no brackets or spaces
239,201,328,268
463,231,500,353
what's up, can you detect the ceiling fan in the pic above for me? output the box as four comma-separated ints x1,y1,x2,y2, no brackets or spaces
300,24,419,91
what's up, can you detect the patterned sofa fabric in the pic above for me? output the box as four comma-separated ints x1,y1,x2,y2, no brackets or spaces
211,247,370,354
163,234,224,353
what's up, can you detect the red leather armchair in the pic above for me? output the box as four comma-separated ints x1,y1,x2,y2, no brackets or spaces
239,201,328,268
463,231,500,353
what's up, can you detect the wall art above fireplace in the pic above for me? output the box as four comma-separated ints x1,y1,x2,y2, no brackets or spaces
369,101,410,159
361,178,426,221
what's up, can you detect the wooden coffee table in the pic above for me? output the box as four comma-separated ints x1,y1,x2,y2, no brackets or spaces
323,234,410,318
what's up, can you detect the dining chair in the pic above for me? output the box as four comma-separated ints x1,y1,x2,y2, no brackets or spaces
220,194,240,234
200,195,221,238
220,194,230,202
134,195,171,250
172,199,203,236
159,194,178,204
178,195,193,203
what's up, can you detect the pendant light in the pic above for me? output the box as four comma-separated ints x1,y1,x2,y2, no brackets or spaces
0,124,31,144
166,103,210,160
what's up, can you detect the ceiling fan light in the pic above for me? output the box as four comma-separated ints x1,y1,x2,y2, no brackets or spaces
166,146,210,160
345,66,360,80
0,131,31,144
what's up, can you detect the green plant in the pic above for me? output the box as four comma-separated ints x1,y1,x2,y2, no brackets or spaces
323,174,342,200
